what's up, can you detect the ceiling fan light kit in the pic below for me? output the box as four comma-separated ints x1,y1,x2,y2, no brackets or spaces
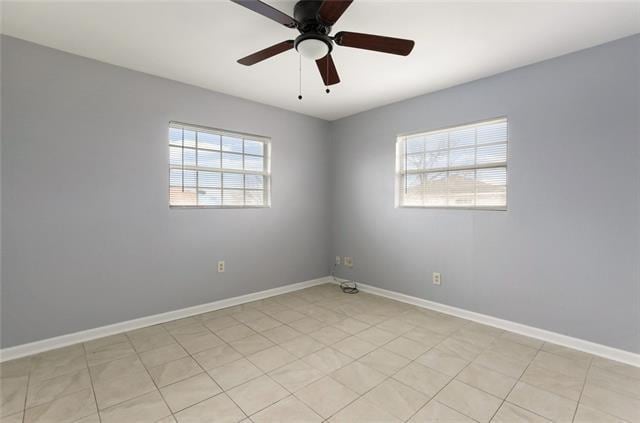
231,0,415,97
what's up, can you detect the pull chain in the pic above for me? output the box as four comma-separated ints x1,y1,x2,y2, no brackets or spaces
325,55,330,94
298,55,302,100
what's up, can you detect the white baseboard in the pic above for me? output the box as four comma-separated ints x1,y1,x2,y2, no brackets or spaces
0,276,332,362
336,279,640,368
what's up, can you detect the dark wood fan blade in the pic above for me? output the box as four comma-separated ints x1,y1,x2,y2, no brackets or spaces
317,0,353,25
334,31,415,56
231,0,297,28
315,54,340,86
238,40,294,66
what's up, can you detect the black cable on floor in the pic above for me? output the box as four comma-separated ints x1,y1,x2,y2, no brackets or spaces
331,263,359,294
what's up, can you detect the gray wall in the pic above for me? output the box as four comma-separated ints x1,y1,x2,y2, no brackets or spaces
330,34,640,353
1,36,331,348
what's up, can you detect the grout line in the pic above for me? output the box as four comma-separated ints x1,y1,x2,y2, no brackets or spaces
571,355,594,422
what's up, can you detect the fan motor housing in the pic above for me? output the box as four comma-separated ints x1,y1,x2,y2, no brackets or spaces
294,0,331,34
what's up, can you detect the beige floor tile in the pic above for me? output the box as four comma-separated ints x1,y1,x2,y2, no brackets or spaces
542,343,593,361
139,344,188,369
333,336,377,359
89,354,146,385
93,368,156,410
492,402,551,423
214,324,255,343
393,362,451,398
202,315,240,332
1,375,28,417
328,397,401,423
26,368,91,408
309,326,349,345
573,404,627,423
226,375,289,416
288,317,326,334
580,382,640,423
127,325,167,340
232,310,267,324
592,357,640,381
129,332,176,353
384,336,431,360
155,415,177,423
355,327,397,346
531,351,590,379
358,348,410,376
163,317,200,331
0,357,32,378
207,358,263,390
268,360,324,392
332,319,370,335
30,354,88,382
520,363,584,401
435,380,502,423
506,381,577,422
473,350,530,378
174,393,246,423
192,344,242,371
295,376,359,419
84,334,129,353
456,363,518,399
160,373,222,413
24,388,97,423
376,319,415,335
302,347,353,374
408,400,476,423
266,309,306,324
280,335,325,358
417,347,469,377
331,361,386,395
247,345,297,373
588,365,640,400
488,338,539,361
229,334,274,356
2,412,24,423
499,332,544,349
149,356,203,387
178,333,224,355
261,325,303,344
251,395,322,423
403,327,446,348
99,391,171,423
363,378,428,421
453,327,499,349
244,316,282,332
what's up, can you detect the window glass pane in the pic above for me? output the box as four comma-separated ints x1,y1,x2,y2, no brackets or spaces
449,147,475,167
424,172,448,206
447,170,475,207
244,140,263,156
425,133,448,151
477,167,506,207
244,155,263,172
198,171,221,188
477,121,507,145
198,150,221,168
406,153,424,171
477,144,506,165
222,152,243,170
222,136,243,153
183,148,196,166
223,189,244,206
245,190,264,206
169,127,182,145
198,188,222,206
425,150,448,169
405,136,424,154
170,187,196,206
403,174,423,206
449,127,475,148
169,146,182,165
198,132,220,150
184,130,196,148
245,175,264,190
169,169,196,187
223,173,244,189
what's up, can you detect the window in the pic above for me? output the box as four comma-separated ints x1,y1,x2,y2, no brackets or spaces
396,118,507,209
169,122,270,208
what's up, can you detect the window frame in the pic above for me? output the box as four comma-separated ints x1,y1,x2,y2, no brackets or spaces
168,121,271,209
395,117,508,211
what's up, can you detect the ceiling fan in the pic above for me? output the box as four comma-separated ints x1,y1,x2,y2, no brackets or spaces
231,0,415,88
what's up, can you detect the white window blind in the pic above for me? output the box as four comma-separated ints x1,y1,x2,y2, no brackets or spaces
169,122,270,208
396,118,507,209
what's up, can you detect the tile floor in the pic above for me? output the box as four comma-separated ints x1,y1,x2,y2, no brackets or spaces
1,283,639,422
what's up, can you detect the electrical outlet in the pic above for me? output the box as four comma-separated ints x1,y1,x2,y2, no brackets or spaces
218,261,225,273
335,256,341,265
344,257,353,268
432,272,441,285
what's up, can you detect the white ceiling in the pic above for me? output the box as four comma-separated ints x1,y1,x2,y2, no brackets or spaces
2,1,639,121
